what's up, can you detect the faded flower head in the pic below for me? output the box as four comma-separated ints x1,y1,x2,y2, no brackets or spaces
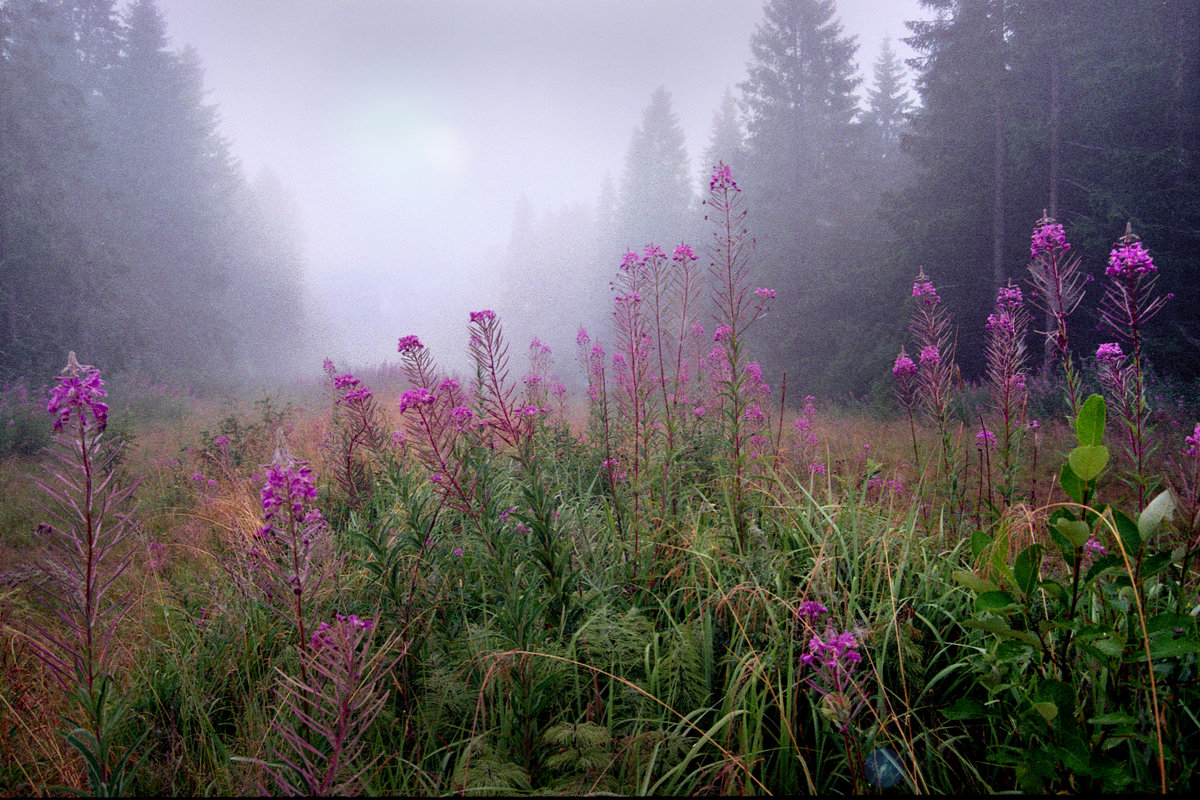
619,251,642,271
672,243,696,262
754,287,776,301
919,344,940,367
976,428,996,449
469,309,496,324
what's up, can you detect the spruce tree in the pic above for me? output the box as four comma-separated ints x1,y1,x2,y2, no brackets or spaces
616,86,694,252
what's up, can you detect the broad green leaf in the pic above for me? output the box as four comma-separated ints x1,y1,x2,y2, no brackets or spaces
970,530,992,560
1138,489,1176,540
1075,393,1106,446
1147,637,1200,660
1068,445,1109,483
1110,509,1141,556
964,618,1039,645
975,590,1019,613
943,697,988,720
1033,701,1058,724
1013,544,1043,596
1059,462,1084,505
1054,518,1092,549
952,570,999,594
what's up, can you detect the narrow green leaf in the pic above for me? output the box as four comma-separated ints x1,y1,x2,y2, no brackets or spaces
964,618,1039,644
1089,712,1138,726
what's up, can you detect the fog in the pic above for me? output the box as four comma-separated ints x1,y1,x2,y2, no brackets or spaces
155,0,926,374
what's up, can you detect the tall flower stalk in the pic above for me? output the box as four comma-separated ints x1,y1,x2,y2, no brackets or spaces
983,282,1030,502
1026,214,1086,417
704,162,771,542
32,353,146,795
907,269,961,513
611,249,657,552
1098,224,1169,507
251,436,336,692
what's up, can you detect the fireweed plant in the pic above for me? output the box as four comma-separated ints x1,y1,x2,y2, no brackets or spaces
10,180,1200,796
1098,224,1171,507
904,268,963,519
983,282,1031,503
29,353,147,795
1026,214,1086,418
704,162,774,542
323,366,390,521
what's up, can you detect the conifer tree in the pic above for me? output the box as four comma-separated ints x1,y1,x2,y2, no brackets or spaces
616,86,694,251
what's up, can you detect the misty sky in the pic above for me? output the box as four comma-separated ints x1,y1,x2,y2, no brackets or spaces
156,0,927,365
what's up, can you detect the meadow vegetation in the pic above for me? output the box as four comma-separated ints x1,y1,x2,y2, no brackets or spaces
2,167,1199,796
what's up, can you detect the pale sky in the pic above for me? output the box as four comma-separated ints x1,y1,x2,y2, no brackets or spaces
155,0,928,364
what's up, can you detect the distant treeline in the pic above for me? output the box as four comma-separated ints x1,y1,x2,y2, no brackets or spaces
499,0,1200,397
0,0,308,386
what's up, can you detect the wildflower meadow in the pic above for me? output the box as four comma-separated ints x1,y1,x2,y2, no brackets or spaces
2,165,1199,796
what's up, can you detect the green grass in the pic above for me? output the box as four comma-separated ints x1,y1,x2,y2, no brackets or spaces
2,379,1198,795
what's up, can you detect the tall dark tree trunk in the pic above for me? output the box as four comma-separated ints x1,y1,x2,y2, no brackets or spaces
990,0,1008,291
1044,0,1062,367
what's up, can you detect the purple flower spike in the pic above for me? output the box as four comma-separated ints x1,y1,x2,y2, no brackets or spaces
1107,240,1156,280
1031,221,1070,259
892,352,917,380
397,335,423,353
1096,342,1124,364
47,353,108,433
709,162,738,191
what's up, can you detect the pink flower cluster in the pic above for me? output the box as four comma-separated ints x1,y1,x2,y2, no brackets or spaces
259,461,319,526
334,373,372,403
912,280,939,306
892,352,917,380
399,387,436,413
1106,241,1156,279
1186,423,1200,457
1031,221,1070,259
1096,342,1125,364
801,629,862,672
709,162,738,191
397,334,423,353
47,363,108,433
